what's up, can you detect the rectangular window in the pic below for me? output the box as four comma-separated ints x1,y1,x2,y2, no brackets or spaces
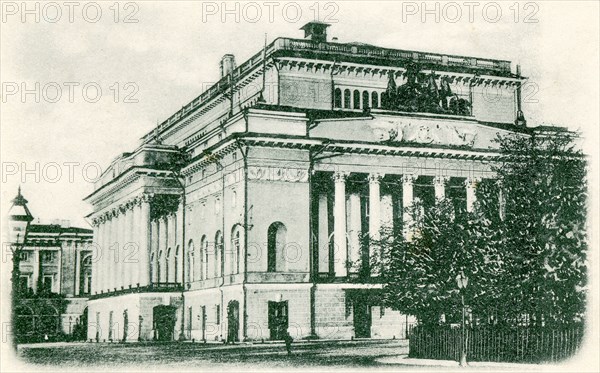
85,275,92,294
18,276,29,292
216,305,220,325
43,275,53,292
42,251,56,262
19,251,29,261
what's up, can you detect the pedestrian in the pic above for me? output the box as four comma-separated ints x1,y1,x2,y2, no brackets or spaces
284,331,293,355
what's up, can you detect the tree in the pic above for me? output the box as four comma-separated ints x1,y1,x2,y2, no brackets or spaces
380,129,587,327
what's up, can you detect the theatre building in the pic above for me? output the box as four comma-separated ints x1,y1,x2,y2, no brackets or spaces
86,22,529,342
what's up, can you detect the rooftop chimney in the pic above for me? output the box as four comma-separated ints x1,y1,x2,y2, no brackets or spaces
300,21,331,43
220,54,236,78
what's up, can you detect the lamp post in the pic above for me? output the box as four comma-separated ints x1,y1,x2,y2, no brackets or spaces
6,187,34,349
455,270,469,367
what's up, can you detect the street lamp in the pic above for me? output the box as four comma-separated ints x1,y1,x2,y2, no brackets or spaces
6,186,34,349
455,270,469,367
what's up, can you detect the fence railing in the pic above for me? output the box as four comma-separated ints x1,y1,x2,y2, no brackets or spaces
409,325,584,363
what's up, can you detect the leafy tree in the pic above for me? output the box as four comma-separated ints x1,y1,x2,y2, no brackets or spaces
380,130,587,327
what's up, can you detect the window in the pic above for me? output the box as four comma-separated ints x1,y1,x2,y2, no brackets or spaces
42,251,55,262
232,152,237,162
188,241,195,282
215,231,223,277
200,235,207,280
231,225,242,274
18,276,30,293
353,90,360,109
216,305,221,325
371,91,379,108
267,222,287,272
343,89,351,108
19,251,29,261
334,88,342,108
42,275,53,292
362,91,370,109
231,190,237,208
85,275,92,294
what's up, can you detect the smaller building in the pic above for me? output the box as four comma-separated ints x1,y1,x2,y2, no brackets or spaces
10,188,93,342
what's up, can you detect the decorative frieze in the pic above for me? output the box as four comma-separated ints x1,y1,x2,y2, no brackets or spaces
248,166,308,183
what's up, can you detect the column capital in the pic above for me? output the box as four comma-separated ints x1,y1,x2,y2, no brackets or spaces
368,173,385,184
433,175,450,186
141,193,154,204
465,177,482,188
332,171,350,183
402,174,417,184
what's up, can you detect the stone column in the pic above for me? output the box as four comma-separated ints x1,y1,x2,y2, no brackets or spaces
110,209,119,292
333,171,349,277
368,173,384,276
402,175,417,240
176,202,184,283
138,196,152,287
348,193,361,274
91,221,100,295
434,176,449,201
317,193,329,274
104,214,113,293
466,177,481,212
159,217,167,283
75,243,81,296
150,219,158,284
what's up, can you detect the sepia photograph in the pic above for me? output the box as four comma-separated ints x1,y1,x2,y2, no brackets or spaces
1,1,599,371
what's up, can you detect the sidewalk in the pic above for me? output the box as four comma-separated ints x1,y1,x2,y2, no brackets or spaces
376,355,543,370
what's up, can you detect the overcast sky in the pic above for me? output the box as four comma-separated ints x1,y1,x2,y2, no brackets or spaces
1,1,599,228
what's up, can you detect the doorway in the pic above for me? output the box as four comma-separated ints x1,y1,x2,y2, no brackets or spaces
268,301,288,340
227,301,240,343
153,305,177,341
353,302,372,338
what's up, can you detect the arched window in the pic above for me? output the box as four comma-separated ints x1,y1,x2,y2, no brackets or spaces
267,222,287,272
371,91,379,109
188,241,194,283
231,225,243,275
362,91,370,109
200,235,207,280
215,231,223,277
353,90,360,109
174,246,180,283
343,89,351,108
157,250,163,284
166,248,171,283
334,88,342,108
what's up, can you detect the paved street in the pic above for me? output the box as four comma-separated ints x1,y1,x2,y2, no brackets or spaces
17,339,412,371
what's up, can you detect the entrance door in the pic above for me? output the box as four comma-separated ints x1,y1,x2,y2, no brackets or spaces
268,301,288,340
353,302,372,338
227,301,240,343
153,305,177,341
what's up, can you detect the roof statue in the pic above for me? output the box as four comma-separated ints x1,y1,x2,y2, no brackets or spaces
383,63,472,116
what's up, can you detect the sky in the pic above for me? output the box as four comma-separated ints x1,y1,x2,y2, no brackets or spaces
1,0,599,228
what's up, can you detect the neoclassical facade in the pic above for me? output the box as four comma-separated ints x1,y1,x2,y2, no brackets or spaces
11,189,93,341
86,22,530,342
